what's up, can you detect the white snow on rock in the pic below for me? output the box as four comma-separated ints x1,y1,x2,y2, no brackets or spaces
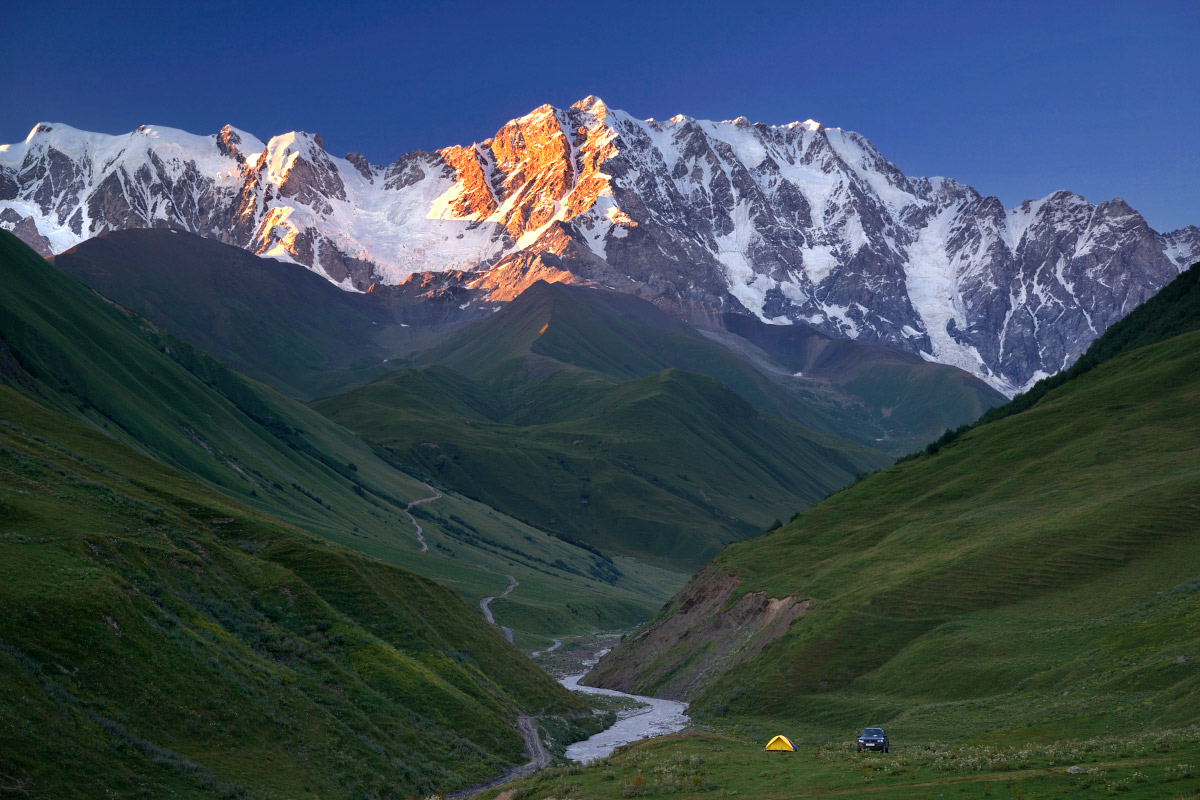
2,101,1196,396
903,205,1003,391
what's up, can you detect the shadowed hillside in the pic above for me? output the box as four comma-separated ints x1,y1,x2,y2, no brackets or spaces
0,384,587,798
52,229,481,400
589,263,1200,741
315,282,893,568
0,231,680,643
710,311,1005,451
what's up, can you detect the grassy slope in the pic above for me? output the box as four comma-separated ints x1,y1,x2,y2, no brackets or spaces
52,229,456,400
0,231,679,639
493,728,1200,800
598,263,1200,742
421,282,810,421
423,281,1002,449
316,287,890,568
0,385,585,798
706,330,1200,737
52,229,395,400
0,230,434,539
715,311,1006,454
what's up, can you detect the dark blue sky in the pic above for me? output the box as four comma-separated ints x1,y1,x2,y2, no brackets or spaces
4,0,1197,230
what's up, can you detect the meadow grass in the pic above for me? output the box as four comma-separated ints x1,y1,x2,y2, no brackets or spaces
0,385,589,798
490,727,1200,799
0,231,681,640
592,324,1200,743
315,351,889,571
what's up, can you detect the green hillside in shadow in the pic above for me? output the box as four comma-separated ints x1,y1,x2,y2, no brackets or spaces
420,281,1003,451
0,384,585,799
0,231,434,541
53,229,473,400
55,231,1003,455
315,283,892,569
711,311,1005,453
591,263,1200,742
43,230,1003,575
0,231,679,641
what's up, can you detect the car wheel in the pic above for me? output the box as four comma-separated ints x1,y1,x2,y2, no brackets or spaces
856,746,861,752
884,746,889,753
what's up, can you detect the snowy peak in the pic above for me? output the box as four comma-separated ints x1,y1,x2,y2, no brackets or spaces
2,101,1197,396
254,130,346,205
0,121,265,255
1,121,263,177
1163,225,1200,270
571,95,610,121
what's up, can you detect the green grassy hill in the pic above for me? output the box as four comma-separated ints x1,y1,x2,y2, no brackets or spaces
52,229,478,400
419,281,1002,451
713,311,1005,453
0,231,680,642
418,281,791,401
1,230,435,541
315,284,892,568
320,366,886,569
590,263,1200,742
0,384,585,798
54,231,1003,453
51,229,401,399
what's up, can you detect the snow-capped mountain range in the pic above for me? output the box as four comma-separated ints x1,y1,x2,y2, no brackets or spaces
2,97,1196,395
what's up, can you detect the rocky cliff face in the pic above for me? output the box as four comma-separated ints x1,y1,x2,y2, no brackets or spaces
3,100,1196,394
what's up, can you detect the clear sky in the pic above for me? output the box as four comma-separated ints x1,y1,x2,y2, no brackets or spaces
4,0,1197,231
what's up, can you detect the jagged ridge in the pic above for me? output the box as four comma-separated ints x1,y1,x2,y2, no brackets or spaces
2,100,1196,394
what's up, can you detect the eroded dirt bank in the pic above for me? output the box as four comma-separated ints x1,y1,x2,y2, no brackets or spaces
583,567,807,700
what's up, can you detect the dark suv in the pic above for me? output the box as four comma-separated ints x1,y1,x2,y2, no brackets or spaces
856,727,889,753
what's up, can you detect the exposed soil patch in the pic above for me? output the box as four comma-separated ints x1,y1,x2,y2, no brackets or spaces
585,567,807,700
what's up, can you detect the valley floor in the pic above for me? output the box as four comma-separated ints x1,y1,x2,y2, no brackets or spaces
484,726,1200,800
471,631,1200,799
530,633,625,678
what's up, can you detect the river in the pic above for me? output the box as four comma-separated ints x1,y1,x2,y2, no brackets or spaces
558,672,690,763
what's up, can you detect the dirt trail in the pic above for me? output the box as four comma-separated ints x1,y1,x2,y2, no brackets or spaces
530,638,562,658
517,715,550,769
479,575,517,642
401,484,442,552
448,714,549,798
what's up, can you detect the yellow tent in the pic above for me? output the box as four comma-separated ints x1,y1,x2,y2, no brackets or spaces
764,735,795,752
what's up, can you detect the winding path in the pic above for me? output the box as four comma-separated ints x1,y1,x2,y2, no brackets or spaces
530,638,562,658
400,485,519,643
449,714,549,798
395,486,544,796
516,715,551,770
479,575,518,642
401,485,442,552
